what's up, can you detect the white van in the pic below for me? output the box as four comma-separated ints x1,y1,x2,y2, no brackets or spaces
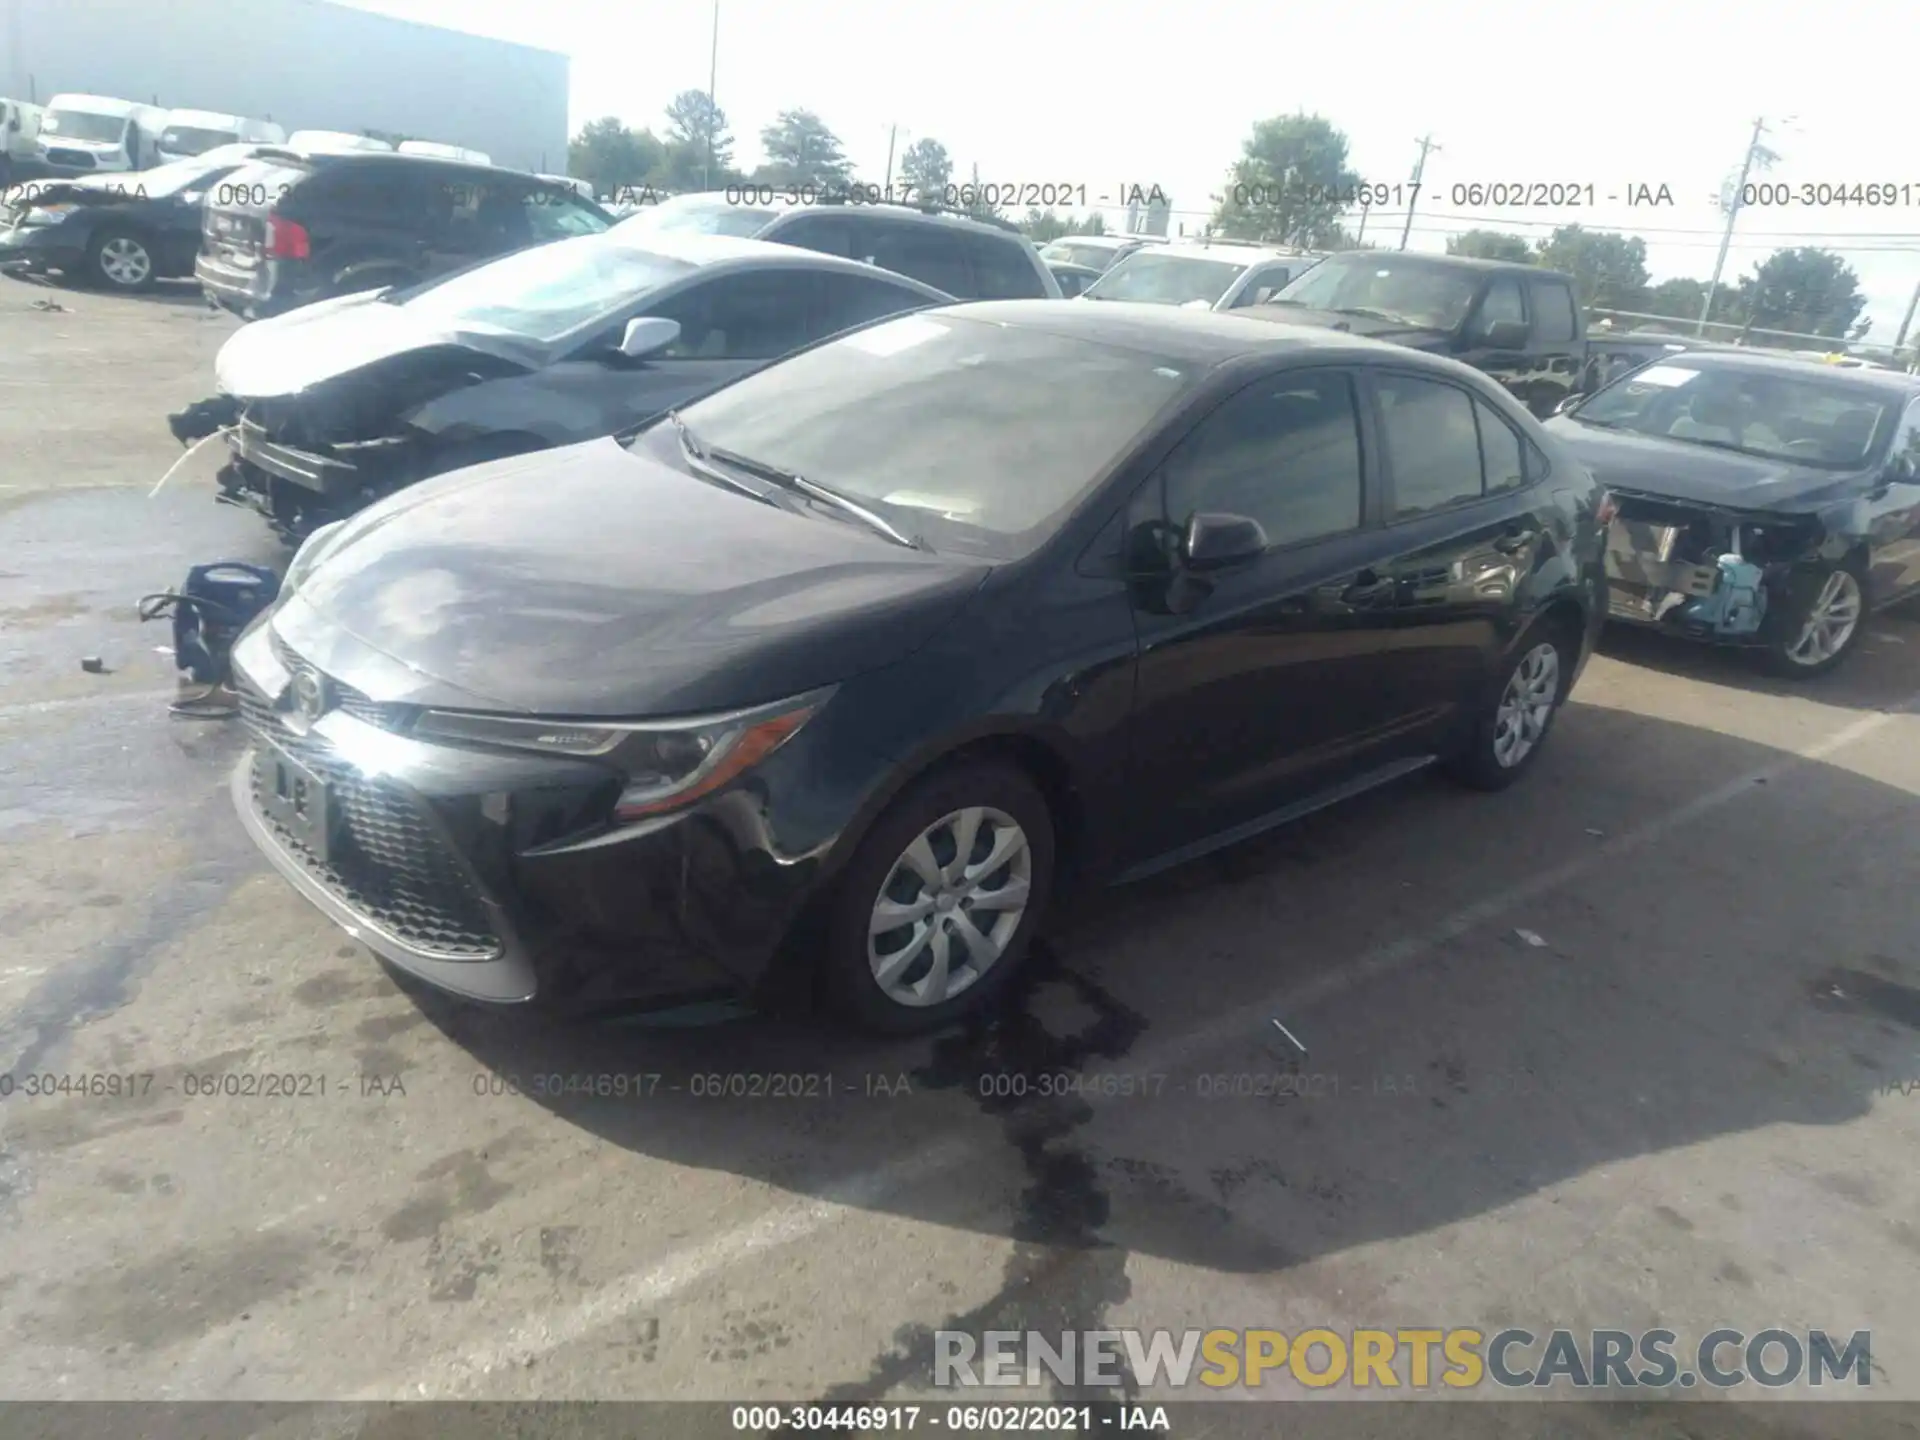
157,109,286,163
1,99,44,162
285,130,393,154
398,140,491,165
35,94,169,173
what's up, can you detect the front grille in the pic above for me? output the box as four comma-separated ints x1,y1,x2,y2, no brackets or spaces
239,676,501,960
268,632,406,730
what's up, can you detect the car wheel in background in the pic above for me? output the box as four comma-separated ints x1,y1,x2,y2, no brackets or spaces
1763,557,1867,680
1446,617,1574,792
822,759,1055,1036
87,229,156,291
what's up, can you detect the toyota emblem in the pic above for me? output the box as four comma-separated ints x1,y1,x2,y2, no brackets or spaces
285,667,330,733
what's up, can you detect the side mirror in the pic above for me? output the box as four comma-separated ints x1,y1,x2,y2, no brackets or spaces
178,190,205,205
1553,393,1581,416
1183,512,1268,571
1480,318,1529,348
618,316,681,359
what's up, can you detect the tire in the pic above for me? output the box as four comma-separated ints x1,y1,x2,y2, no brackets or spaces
87,228,156,291
821,760,1056,1036
1446,619,1574,792
1761,557,1868,680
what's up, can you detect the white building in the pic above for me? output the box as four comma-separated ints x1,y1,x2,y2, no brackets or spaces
0,0,569,173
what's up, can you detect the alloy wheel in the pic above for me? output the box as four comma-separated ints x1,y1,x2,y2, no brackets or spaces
99,237,152,287
867,805,1032,1008
1784,569,1862,668
1492,641,1560,769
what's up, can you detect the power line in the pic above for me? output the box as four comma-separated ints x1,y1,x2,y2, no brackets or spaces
1399,135,1440,252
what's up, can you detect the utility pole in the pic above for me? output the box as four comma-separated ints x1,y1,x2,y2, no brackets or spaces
1698,116,1773,337
702,0,719,190
884,125,898,192
1892,278,1920,357
1354,202,1369,247
1399,135,1439,252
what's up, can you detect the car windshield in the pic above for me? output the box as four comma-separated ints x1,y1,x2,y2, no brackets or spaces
43,109,129,144
1569,360,1898,468
1083,252,1246,306
160,125,237,155
620,196,778,239
663,312,1202,557
398,235,697,344
1271,254,1481,329
1044,241,1122,270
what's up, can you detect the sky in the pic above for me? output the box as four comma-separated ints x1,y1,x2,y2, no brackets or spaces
346,0,1920,343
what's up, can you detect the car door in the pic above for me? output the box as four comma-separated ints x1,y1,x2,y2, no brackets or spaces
1867,396,1920,602
1121,366,1416,863
1456,274,1534,406
1359,367,1560,721
536,266,845,439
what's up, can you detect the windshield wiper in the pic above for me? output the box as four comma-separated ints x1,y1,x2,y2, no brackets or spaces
667,411,783,508
1330,306,1427,327
704,444,925,550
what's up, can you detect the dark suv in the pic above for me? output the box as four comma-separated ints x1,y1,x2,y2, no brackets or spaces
196,151,612,319
619,193,1061,300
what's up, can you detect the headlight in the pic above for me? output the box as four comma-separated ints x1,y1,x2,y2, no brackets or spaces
281,520,345,597
411,688,832,820
21,205,77,226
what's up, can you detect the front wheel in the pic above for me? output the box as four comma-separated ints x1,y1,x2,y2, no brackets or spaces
1763,561,1866,679
1446,625,1571,792
822,761,1055,1036
87,228,156,291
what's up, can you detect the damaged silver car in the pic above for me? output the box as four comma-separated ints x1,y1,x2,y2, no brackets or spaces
1545,351,1920,677
167,229,950,541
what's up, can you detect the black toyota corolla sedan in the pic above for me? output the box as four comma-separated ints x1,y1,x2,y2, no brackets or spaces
230,301,1610,1034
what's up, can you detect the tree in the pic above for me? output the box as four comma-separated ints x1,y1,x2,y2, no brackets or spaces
899,138,952,198
1732,247,1868,342
1448,229,1533,263
1020,208,1072,243
755,110,854,191
568,117,665,197
663,89,734,181
1533,225,1651,311
1210,113,1360,249
1643,277,1713,326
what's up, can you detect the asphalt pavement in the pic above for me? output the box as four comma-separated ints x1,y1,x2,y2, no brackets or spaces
2,276,1917,1437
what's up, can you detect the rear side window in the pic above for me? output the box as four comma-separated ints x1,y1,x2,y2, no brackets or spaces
1530,279,1579,344
1378,373,1485,518
867,221,974,297
1473,396,1528,493
297,163,429,225
960,231,1046,299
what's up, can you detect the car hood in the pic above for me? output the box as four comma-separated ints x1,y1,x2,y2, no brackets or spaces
1257,305,1452,344
1542,418,1866,511
269,435,992,717
214,290,531,399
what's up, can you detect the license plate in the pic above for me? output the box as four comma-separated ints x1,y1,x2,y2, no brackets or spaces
258,743,334,861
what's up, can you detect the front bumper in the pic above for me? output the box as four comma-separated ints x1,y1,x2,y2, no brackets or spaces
228,621,835,1009
0,222,86,271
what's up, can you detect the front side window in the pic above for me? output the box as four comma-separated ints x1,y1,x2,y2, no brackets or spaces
1161,371,1365,546
1378,373,1485,517
665,313,1202,557
1530,280,1578,343
643,270,823,359
1473,277,1527,334
524,188,610,241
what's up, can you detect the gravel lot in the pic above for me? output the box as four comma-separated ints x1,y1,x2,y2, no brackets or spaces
2,276,1918,1438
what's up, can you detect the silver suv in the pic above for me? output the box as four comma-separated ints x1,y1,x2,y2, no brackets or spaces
1080,239,1326,312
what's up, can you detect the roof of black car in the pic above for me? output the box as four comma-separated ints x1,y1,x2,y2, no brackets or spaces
940,299,1443,364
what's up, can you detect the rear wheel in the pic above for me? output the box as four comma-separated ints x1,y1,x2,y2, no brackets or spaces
822,760,1055,1035
87,228,156,291
1446,621,1573,792
1763,559,1867,679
